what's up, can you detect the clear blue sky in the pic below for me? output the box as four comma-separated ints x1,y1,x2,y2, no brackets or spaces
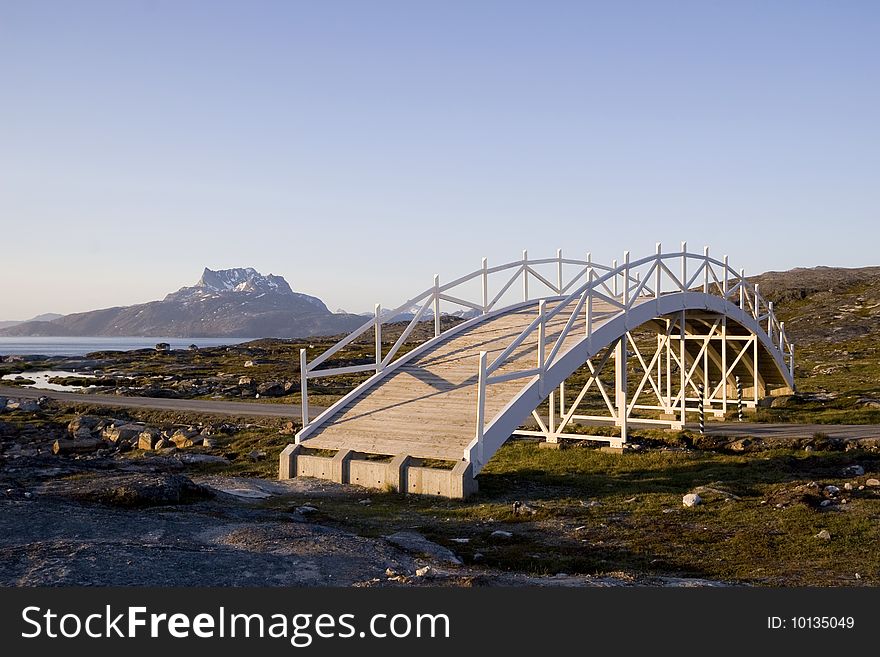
1,0,878,319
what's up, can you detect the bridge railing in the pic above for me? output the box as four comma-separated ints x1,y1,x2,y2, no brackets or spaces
297,249,643,430
468,243,795,465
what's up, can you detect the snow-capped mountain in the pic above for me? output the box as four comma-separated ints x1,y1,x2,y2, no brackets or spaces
0,268,363,338
167,267,328,312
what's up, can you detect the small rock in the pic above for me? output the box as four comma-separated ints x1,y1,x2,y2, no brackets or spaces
238,376,253,386
843,465,865,476
820,500,832,507
573,525,587,532
170,428,199,447
472,553,485,563
824,485,840,497
844,482,854,491
243,360,255,368
866,478,880,487
23,492,32,499
580,500,602,508
248,449,266,461
858,485,865,490
815,529,831,541
202,437,217,448
279,421,296,435
138,429,161,450
490,530,513,538
682,493,702,508
414,566,433,578
385,567,398,578
358,498,372,505
297,505,318,514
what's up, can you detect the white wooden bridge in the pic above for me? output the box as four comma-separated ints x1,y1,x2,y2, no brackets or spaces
280,244,794,497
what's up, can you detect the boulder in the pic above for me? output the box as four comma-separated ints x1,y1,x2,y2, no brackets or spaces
53,438,103,455
67,415,103,435
256,381,285,397
138,429,161,450
682,493,702,507
71,473,211,507
8,399,39,412
103,423,145,443
385,531,462,564
170,428,199,447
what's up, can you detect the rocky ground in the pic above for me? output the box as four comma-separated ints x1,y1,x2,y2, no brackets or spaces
3,395,880,587
2,396,738,587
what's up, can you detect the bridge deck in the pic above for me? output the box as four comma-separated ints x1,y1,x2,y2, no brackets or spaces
300,299,626,461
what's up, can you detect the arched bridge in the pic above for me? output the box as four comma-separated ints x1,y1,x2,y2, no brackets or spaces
280,244,794,497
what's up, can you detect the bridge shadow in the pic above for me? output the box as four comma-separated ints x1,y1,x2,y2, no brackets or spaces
474,445,880,503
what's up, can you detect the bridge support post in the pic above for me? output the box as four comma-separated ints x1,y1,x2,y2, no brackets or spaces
387,454,412,493
614,336,628,446
330,449,355,484
279,443,302,480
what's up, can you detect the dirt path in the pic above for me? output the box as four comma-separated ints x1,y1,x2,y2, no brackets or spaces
704,421,880,441
0,385,326,419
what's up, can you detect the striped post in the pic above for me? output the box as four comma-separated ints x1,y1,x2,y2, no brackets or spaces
735,375,743,422
698,383,705,435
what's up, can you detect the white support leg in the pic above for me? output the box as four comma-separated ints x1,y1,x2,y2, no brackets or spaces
615,336,628,445
680,311,687,426
547,390,557,443
721,316,728,414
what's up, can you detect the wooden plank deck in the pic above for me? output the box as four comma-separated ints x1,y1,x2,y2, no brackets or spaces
300,299,628,461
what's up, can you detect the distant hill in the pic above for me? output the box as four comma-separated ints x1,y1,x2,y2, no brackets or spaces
751,265,880,344
0,312,63,330
0,268,365,339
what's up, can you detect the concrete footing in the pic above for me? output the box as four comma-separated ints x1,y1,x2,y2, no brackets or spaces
279,444,478,498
